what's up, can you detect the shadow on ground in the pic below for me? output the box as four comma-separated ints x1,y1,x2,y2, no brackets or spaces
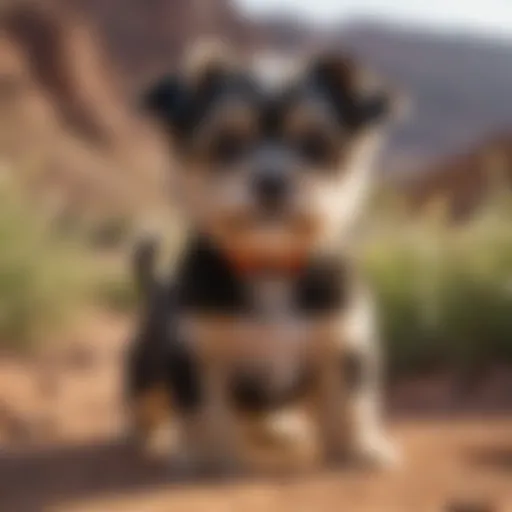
1,413,512,512
0,437,308,511
0,438,179,511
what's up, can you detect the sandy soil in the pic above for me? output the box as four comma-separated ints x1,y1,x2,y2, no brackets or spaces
0,312,510,512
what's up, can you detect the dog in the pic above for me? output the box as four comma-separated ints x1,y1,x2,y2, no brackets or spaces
127,42,402,474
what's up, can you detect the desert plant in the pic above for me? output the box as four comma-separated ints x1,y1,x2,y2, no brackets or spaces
363,182,512,376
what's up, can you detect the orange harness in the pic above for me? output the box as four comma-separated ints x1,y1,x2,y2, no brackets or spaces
226,249,310,276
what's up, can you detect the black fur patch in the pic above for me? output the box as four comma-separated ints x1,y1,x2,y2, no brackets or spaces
142,55,393,148
175,237,249,313
143,72,260,142
174,236,351,315
308,54,394,130
165,340,203,412
295,257,352,314
126,278,174,400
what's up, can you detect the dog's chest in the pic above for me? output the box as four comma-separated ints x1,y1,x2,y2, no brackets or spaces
248,276,293,317
176,241,351,366
239,276,309,379
174,240,351,410
217,276,315,410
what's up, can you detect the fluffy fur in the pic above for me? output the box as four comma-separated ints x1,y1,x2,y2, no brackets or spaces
127,42,401,473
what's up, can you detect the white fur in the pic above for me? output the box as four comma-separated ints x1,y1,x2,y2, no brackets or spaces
246,277,312,392
342,285,378,352
320,134,383,246
252,52,300,93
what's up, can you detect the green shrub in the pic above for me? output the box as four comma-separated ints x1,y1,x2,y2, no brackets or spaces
0,184,80,349
0,177,134,351
363,186,512,376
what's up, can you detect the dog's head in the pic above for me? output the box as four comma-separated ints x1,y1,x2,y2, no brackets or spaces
143,43,400,268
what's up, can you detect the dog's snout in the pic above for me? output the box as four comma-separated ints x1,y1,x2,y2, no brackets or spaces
252,171,289,209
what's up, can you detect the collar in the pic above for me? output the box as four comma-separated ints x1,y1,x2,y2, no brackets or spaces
225,249,310,277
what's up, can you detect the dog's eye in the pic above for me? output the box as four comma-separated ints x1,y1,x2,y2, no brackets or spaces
210,131,249,164
296,131,337,164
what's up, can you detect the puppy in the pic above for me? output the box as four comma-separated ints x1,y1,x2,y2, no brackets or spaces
130,42,401,473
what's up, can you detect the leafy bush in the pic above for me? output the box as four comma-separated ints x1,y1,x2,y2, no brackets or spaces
0,176,134,351
363,185,512,376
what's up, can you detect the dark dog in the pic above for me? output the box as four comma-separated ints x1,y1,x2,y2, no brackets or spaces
127,42,402,473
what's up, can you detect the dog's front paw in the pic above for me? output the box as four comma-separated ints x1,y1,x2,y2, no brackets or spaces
175,449,241,478
171,434,242,478
349,434,402,471
326,434,401,471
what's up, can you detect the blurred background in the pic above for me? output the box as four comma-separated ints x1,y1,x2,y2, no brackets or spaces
0,1,511,511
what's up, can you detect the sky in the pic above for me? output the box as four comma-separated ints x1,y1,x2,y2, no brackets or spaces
237,0,512,39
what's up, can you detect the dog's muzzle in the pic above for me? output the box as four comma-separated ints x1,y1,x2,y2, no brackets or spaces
251,169,290,213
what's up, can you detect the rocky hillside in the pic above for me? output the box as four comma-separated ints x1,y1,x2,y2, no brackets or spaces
402,133,512,221
68,0,255,90
338,23,512,171
0,0,168,225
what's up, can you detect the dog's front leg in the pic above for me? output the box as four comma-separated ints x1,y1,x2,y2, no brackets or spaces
314,293,400,470
197,361,240,474
186,317,242,475
335,347,398,470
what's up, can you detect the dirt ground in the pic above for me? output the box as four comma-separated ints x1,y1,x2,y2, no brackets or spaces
0,312,511,512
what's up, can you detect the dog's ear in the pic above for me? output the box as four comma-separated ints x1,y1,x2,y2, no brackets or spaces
142,75,186,130
141,40,237,133
310,52,399,129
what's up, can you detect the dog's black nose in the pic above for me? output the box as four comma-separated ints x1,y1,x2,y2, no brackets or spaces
252,171,289,210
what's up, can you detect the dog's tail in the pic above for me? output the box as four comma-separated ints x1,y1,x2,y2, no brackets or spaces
132,235,159,301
